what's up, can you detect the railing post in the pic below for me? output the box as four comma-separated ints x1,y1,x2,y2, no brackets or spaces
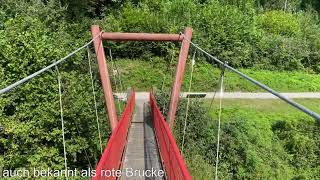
167,27,192,129
91,25,118,131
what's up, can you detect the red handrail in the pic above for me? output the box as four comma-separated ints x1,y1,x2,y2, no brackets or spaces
150,93,192,180
92,90,135,180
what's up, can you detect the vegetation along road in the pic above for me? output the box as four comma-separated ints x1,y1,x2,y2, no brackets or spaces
1,0,320,180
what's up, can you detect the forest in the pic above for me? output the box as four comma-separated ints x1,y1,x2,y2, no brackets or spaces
0,0,320,179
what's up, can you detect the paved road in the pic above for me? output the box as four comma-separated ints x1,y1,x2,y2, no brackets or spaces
115,92,320,100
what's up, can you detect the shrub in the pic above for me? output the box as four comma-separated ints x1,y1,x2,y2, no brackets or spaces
0,0,108,171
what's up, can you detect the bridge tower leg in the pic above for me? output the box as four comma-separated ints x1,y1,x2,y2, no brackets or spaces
167,27,192,129
91,25,118,131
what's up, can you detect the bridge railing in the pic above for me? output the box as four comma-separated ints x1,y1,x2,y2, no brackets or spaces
92,90,135,180
150,93,192,180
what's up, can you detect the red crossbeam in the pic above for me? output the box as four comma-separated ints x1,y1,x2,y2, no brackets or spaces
149,93,192,180
101,32,183,41
91,25,192,132
92,90,135,180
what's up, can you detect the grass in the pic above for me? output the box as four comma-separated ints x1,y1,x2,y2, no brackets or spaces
111,58,320,92
205,98,320,123
183,98,320,179
111,58,320,179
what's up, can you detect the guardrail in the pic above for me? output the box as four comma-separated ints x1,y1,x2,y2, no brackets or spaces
93,90,135,180
150,93,192,180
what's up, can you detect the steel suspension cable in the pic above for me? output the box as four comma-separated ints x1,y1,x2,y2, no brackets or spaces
181,50,196,155
209,67,226,109
87,47,103,154
215,65,225,180
74,120,93,169
162,45,176,115
56,66,93,169
181,34,320,123
109,49,122,112
113,62,125,97
0,33,101,95
111,54,125,96
161,44,175,91
55,66,68,180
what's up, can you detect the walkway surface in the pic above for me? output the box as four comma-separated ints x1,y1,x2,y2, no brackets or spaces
115,92,320,99
121,96,163,180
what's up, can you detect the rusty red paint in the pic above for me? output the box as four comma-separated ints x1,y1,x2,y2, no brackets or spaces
150,93,192,180
93,90,135,180
91,25,192,131
91,25,118,131
101,32,183,41
167,27,193,129
92,25,193,179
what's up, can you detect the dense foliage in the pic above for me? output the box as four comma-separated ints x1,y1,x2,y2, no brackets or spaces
155,91,320,179
0,0,110,177
101,0,320,72
1,0,320,179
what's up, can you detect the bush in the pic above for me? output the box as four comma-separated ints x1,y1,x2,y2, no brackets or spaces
256,11,301,36
96,0,320,72
1,0,320,178
155,89,320,179
0,0,108,172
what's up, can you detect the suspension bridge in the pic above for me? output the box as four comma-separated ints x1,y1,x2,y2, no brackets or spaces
1,25,320,180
